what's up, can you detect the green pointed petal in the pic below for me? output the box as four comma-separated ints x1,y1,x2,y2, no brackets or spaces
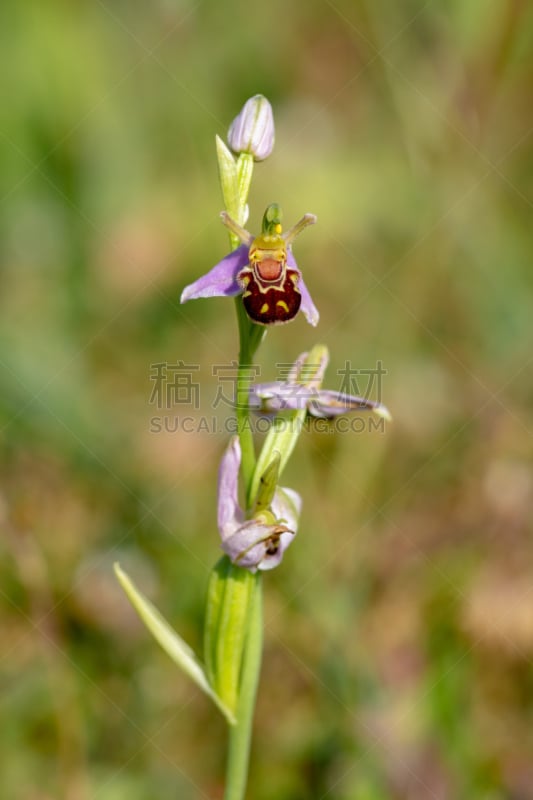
249,345,329,504
249,413,305,506
114,563,236,725
236,153,254,220
253,453,281,515
216,135,239,227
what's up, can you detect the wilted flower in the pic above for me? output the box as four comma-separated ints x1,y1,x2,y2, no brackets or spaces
249,350,391,420
181,203,319,326
228,94,274,161
218,437,301,571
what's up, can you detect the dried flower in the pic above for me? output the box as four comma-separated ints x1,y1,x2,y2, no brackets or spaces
218,438,301,571
249,350,391,420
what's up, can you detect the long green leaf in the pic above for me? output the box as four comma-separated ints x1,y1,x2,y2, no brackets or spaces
114,563,236,725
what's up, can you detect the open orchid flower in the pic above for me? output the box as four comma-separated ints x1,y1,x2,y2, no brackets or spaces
218,437,301,572
181,203,319,326
249,350,391,421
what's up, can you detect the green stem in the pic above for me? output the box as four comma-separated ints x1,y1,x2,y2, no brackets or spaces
218,147,265,800
220,149,261,506
224,573,263,800
235,300,257,507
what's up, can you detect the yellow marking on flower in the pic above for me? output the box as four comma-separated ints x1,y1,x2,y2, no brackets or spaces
276,300,289,313
260,302,270,314
274,223,282,235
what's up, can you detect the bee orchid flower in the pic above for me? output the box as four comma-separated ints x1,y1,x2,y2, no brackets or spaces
181,204,319,326
218,437,301,571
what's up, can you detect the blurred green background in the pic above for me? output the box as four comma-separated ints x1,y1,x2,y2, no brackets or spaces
1,1,532,798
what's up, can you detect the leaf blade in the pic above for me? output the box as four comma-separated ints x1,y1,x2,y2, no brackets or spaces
114,562,236,725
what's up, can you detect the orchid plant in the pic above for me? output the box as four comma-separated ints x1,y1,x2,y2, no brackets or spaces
115,94,390,800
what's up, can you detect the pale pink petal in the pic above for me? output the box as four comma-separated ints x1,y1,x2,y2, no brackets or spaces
180,245,248,303
287,250,319,326
217,437,244,538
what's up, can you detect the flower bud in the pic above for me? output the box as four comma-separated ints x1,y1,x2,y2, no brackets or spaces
228,94,275,161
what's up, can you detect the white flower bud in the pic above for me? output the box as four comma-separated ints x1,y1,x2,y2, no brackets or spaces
227,95,275,161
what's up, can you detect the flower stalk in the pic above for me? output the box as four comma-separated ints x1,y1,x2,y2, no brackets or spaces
224,574,263,800
115,93,390,800
235,300,260,505
216,109,263,800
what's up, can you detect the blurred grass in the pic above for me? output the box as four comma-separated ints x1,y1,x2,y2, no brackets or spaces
1,0,532,798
